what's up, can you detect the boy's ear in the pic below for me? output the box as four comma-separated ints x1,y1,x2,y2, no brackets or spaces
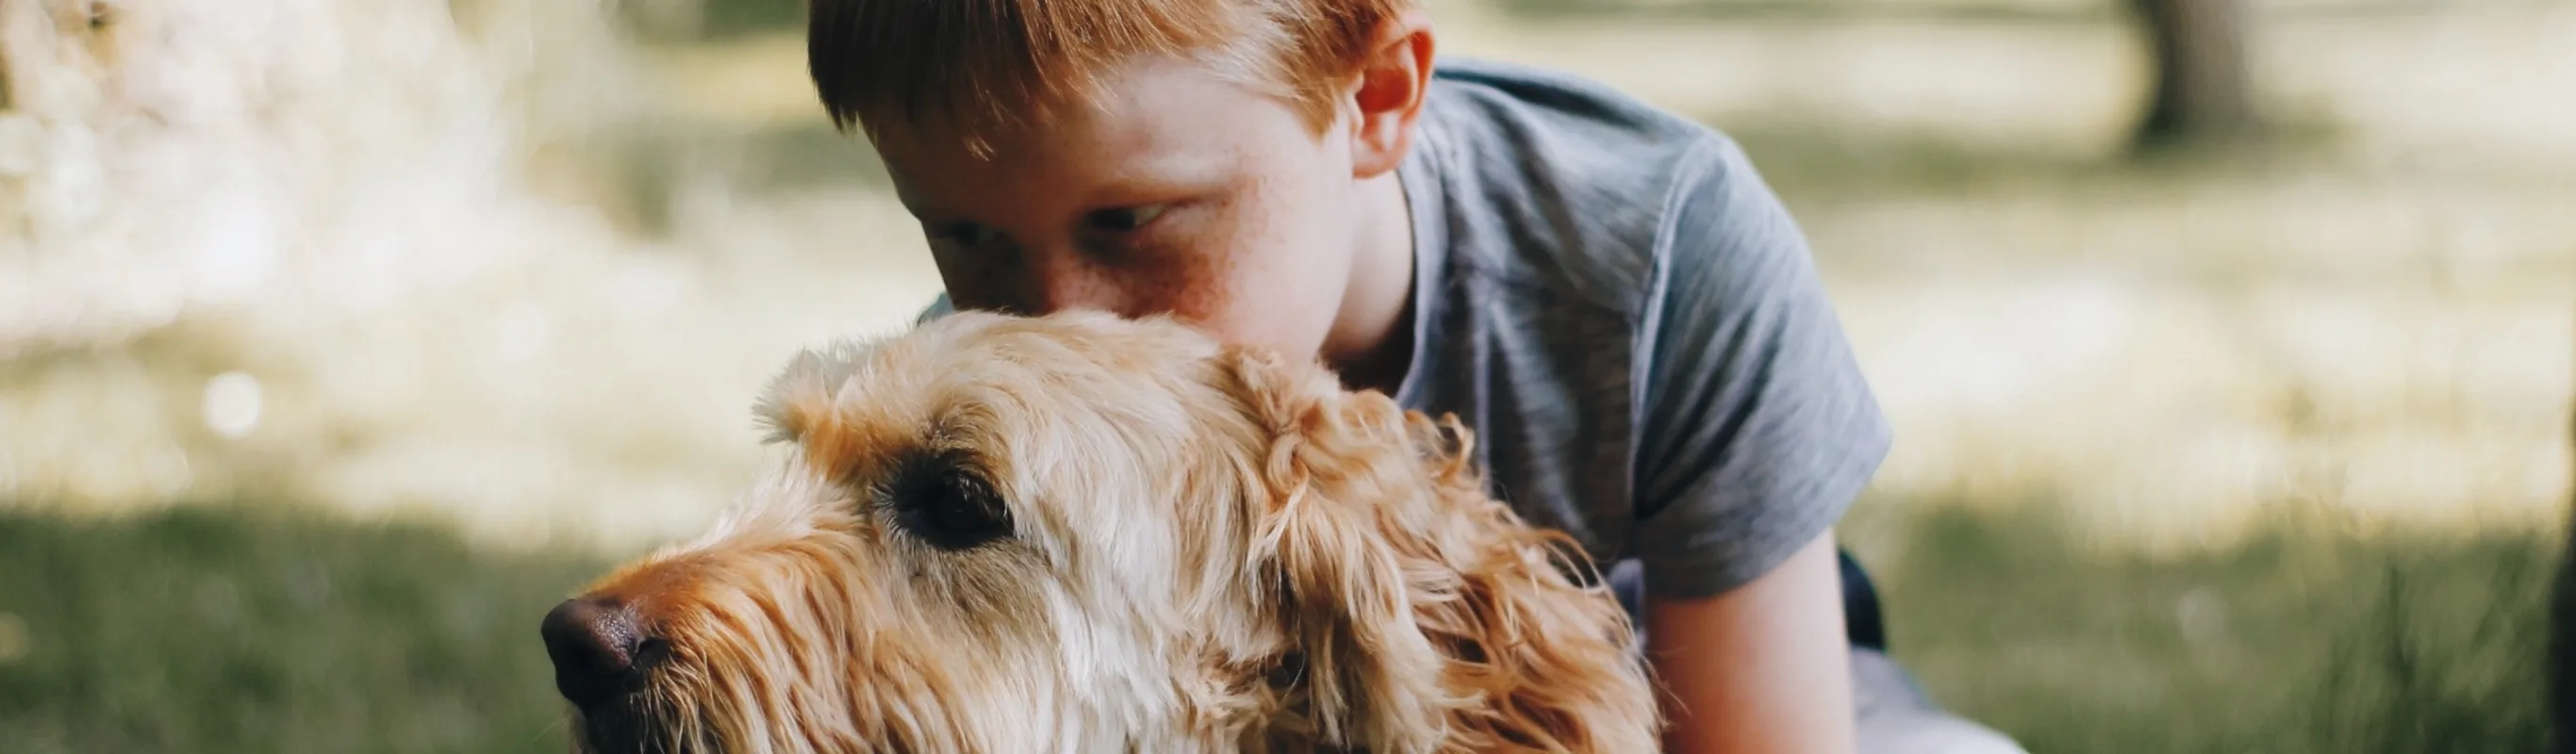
1347,8,1436,180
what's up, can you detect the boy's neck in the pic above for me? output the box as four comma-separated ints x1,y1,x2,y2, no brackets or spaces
1325,170,1418,396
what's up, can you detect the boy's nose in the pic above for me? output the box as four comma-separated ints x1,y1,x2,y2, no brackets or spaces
1018,247,1132,315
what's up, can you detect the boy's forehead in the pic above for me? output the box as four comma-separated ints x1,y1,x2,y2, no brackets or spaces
870,57,1305,205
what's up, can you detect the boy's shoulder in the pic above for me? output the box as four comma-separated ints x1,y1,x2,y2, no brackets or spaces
1403,60,1880,600
1422,57,1716,154
1408,57,1761,315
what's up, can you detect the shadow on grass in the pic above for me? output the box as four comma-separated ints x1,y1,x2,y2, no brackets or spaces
0,504,617,754
1871,502,2554,753
0,500,2551,752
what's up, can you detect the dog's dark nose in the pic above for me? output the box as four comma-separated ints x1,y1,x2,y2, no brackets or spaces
541,596,652,707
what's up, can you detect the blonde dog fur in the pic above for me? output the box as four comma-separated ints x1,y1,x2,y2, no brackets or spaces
545,310,1660,753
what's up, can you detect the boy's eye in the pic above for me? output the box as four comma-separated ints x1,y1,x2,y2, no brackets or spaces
1083,205,1168,234
933,222,1006,248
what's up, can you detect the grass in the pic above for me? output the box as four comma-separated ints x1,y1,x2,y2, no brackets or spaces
0,504,610,754
0,500,2554,752
1872,503,2556,752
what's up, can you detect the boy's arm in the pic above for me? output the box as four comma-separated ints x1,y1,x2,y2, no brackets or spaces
1648,532,1856,754
1632,137,1887,754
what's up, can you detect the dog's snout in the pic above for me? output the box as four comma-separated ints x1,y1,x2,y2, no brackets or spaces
541,596,655,707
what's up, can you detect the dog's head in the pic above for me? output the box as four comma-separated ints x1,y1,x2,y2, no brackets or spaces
540,310,1659,753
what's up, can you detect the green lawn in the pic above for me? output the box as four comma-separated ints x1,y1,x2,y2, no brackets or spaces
0,505,606,754
1872,504,2554,752
0,501,2553,753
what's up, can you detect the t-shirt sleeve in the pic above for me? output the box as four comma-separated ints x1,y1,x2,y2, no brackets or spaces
916,292,955,324
1630,137,1891,600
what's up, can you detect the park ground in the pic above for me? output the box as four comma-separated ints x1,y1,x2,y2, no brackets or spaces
0,0,2567,749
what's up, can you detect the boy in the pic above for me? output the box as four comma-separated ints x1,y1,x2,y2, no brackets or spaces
806,1,2025,751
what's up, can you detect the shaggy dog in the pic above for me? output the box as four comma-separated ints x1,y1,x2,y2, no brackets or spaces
540,310,1661,753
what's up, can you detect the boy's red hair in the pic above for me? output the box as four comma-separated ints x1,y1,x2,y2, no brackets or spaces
807,0,1413,156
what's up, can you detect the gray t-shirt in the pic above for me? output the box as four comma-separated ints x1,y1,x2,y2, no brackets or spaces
917,57,1891,603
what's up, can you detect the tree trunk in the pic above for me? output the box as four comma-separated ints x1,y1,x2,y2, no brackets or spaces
2128,0,2258,151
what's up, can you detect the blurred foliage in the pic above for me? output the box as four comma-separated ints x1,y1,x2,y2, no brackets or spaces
1492,0,2129,21
614,0,807,43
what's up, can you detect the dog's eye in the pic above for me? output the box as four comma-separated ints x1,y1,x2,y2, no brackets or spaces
884,454,1014,550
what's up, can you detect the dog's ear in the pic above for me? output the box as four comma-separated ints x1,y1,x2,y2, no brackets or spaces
751,343,887,483
1221,346,1661,753
754,348,842,446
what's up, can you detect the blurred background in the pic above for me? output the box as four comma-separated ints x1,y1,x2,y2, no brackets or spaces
0,0,2567,750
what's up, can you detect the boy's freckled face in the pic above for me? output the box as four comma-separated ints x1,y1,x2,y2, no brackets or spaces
868,56,1368,364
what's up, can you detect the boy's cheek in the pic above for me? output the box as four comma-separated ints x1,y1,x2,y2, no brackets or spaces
924,257,1021,312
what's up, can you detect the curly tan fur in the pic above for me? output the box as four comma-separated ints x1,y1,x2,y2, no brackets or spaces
550,310,1660,753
